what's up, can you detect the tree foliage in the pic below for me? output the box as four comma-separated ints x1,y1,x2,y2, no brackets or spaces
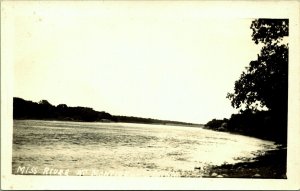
250,19,288,45
227,19,288,113
13,97,112,122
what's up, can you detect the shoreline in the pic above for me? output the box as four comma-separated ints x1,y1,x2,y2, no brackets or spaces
202,126,286,146
13,118,204,128
201,146,287,178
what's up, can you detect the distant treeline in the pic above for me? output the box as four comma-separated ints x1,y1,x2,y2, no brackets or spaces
204,110,287,144
13,97,200,127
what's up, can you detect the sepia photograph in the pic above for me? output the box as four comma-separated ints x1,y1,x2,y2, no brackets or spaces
1,1,300,190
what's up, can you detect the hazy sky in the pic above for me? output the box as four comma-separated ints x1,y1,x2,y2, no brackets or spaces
11,2,262,124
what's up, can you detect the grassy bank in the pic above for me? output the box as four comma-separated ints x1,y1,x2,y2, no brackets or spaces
202,146,287,178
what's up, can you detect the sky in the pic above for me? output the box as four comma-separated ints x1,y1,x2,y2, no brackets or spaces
10,2,262,124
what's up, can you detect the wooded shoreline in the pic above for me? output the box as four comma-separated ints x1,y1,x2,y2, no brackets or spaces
13,97,202,127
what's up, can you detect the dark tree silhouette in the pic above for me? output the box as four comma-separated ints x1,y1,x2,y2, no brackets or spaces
250,19,288,45
227,19,288,113
226,19,288,143
13,97,198,126
39,100,52,106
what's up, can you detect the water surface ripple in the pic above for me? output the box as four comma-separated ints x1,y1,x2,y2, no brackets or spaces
13,120,277,177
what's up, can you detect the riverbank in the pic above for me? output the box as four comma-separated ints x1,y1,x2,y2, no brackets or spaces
202,146,287,178
204,111,287,146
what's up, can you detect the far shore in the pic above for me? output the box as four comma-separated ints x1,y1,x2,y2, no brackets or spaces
13,118,204,128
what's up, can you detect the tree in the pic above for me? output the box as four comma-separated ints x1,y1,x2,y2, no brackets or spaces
250,19,288,45
38,100,52,106
226,19,288,143
227,19,288,114
57,104,68,109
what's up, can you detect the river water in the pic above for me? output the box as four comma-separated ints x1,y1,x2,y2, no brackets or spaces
12,120,277,177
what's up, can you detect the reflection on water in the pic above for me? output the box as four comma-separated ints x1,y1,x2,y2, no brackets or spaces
13,120,277,177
